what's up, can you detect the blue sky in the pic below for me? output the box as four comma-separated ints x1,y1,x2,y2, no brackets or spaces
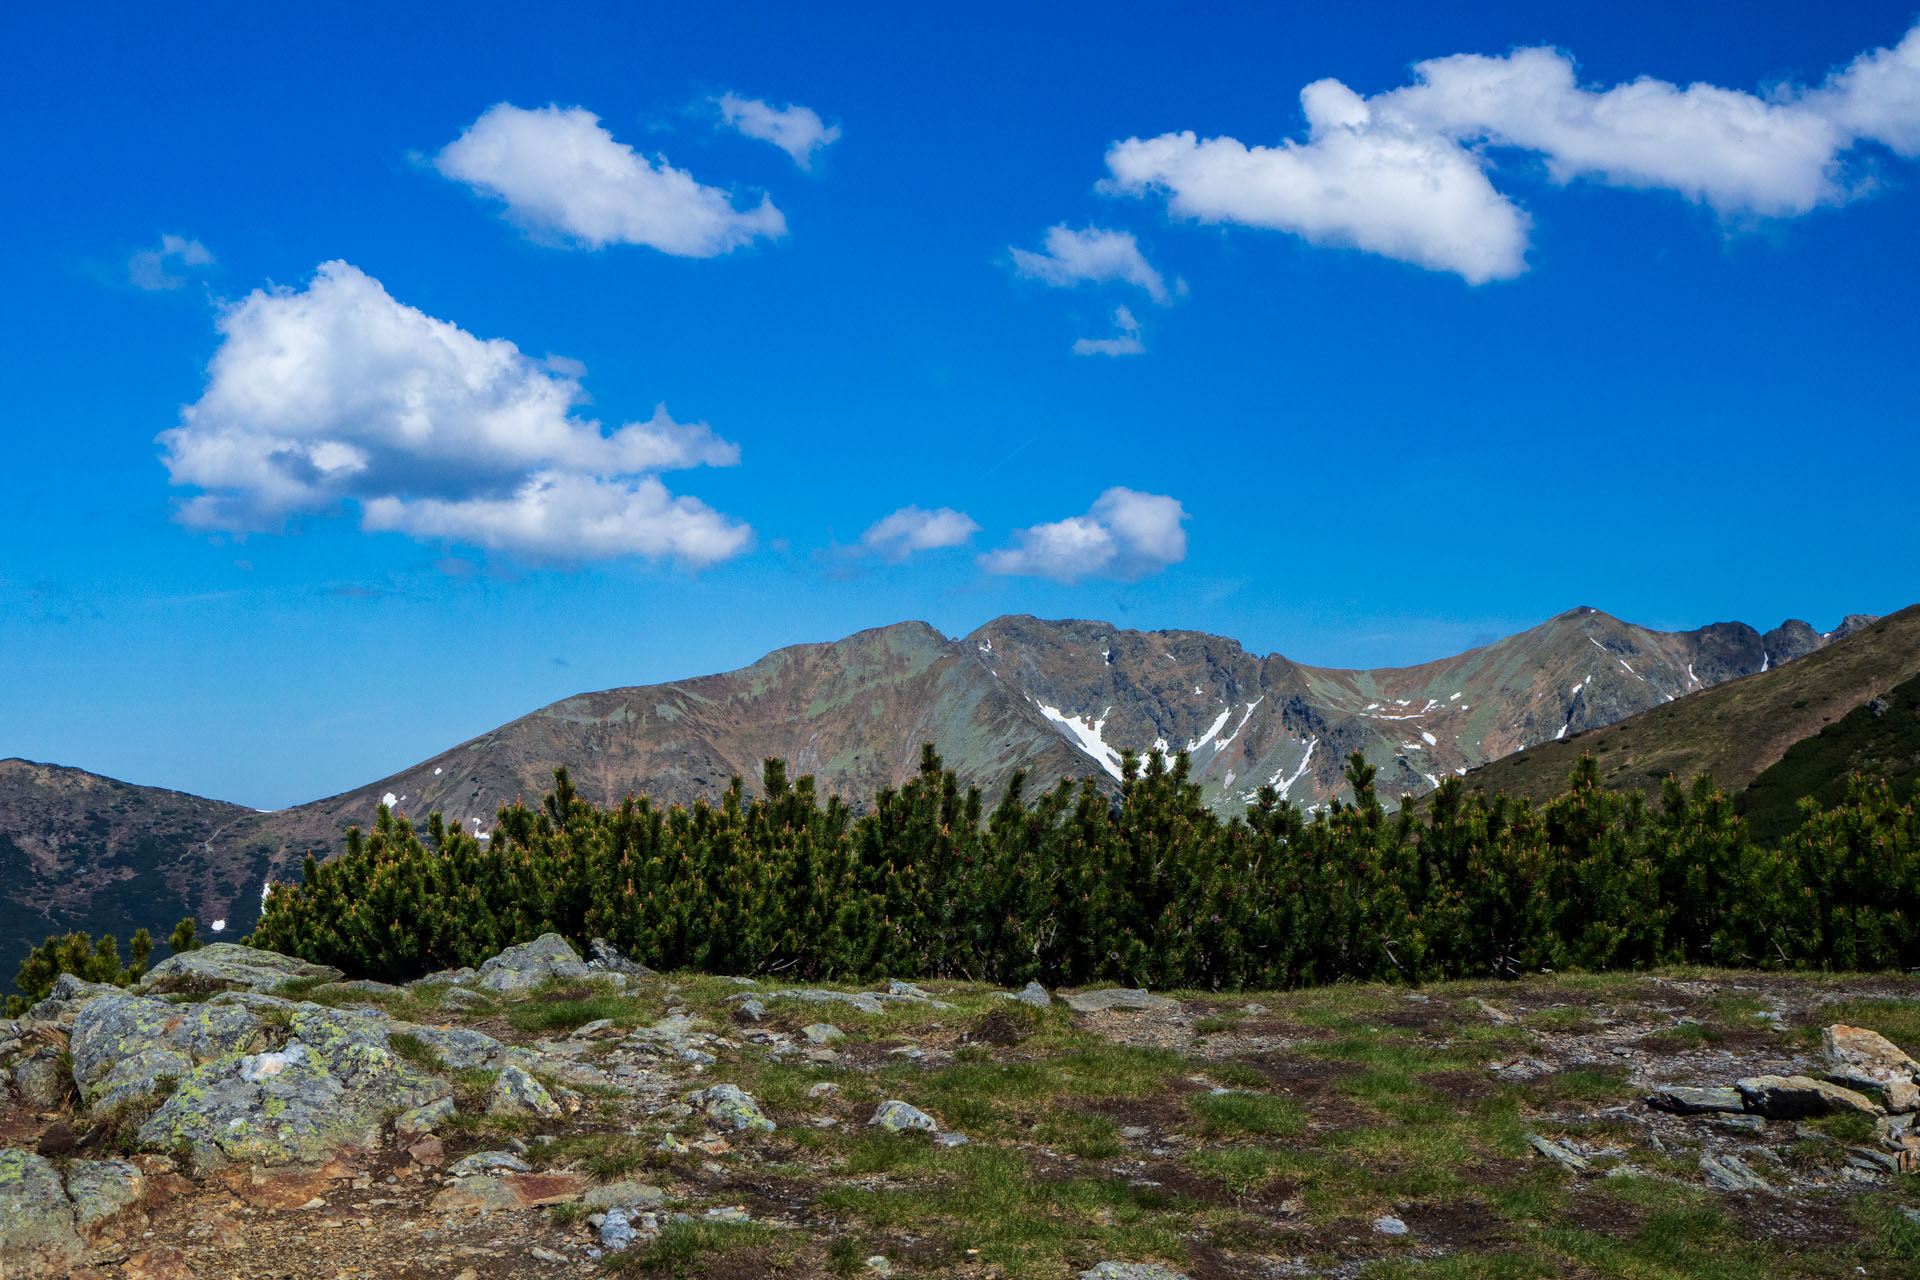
3,1,1917,808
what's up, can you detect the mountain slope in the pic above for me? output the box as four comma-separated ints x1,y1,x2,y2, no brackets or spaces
0,759,260,972
1449,605,1920,809
1,604,1886,973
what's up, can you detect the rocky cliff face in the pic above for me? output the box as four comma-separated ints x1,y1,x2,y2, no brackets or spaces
1,606,1874,962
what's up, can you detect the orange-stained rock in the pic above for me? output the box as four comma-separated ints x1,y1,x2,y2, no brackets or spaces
406,1134,446,1167
228,1158,355,1209
430,1171,586,1213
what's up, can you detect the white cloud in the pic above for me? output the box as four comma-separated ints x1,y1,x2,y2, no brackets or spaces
434,103,786,255
980,487,1187,582
1106,21,1920,280
714,92,842,169
1072,306,1145,357
128,233,214,291
859,506,980,561
1011,225,1169,302
159,260,749,566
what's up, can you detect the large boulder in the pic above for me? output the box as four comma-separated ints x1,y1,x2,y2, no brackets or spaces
139,943,341,995
1736,1074,1882,1120
23,973,129,1025
1823,1024,1920,1111
70,994,263,1108
475,934,590,994
0,1149,82,1277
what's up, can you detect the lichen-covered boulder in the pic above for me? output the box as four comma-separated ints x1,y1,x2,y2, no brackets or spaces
136,1003,445,1168
23,972,128,1025
70,993,262,1107
869,1100,938,1133
0,1149,82,1277
388,1021,507,1070
690,1082,775,1132
11,1047,69,1110
64,1159,146,1234
139,943,341,994
476,933,590,994
488,1064,561,1118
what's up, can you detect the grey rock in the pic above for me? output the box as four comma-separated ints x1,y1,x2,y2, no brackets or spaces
1470,997,1516,1025
587,937,655,978
806,1081,840,1098
475,933,590,994
865,1257,893,1277
1490,1057,1553,1082
689,1082,775,1132
395,1094,457,1139
1737,1074,1882,1119
410,966,478,989
11,1048,68,1110
803,1023,845,1044
870,1100,938,1132
1848,1146,1903,1175
1374,1215,1409,1235
439,986,488,1010
1006,981,1052,1008
1646,1086,1748,1115
704,1205,750,1222
584,1181,666,1210
1526,1133,1591,1173
63,1158,146,1232
0,1149,82,1275
600,1206,637,1250
934,1131,969,1147
1699,1152,1771,1192
1120,1125,1150,1140
388,1021,507,1070
1243,1002,1270,1014
140,942,342,994
735,999,767,1021
1061,988,1177,1014
24,972,127,1024
489,1064,562,1119
740,987,954,1014
448,1150,532,1176
136,1002,444,1168
1079,1265,1192,1280
569,1018,620,1041
70,992,261,1107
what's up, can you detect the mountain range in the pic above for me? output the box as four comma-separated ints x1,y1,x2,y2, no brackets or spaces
0,605,1892,974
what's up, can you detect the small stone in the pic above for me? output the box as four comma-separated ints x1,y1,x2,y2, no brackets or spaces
1470,997,1515,1025
1374,1215,1410,1236
1120,1125,1150,1139
123,1245,197,1280
601,1207,636,1250
1061,988,1177,1014
870,1100,938,1132
448,1150,532,1177
803,1023,845,1044
583,1181,666,1211
1490,1056,1553,1082
489,1065,562,1119
689,1083,775,1132
865,1256,894,1276
735,999,767,1022
704,1205,750,1222
1242,1002,1270,1014
569,1018,619,1040
657,1134,690,1154
440,986,487,1009
1079,1265,1191,1280
1645,1086,1749,1115
406,1135,446,1167
806,1081,840,1098
1010,981,1052,1008
529,1246,568,1263
1526,1133,1590,1173
1699,1153,1771,1192
396,1095,457,1140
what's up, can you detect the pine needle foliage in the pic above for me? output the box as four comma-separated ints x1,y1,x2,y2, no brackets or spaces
235,747,1920,987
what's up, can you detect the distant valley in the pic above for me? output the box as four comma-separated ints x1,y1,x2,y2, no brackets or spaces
0,605,1896,973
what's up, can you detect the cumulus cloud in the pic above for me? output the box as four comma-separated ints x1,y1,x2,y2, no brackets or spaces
159,260,750,566
980,488,1187,582
434,103,785,255
1072,306,1145,357
128,234,214,291
1011,225,1170,301
859,506,980,561
715,92,842,169
1106,21,1920,280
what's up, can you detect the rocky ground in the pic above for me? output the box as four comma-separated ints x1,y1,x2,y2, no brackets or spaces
5,940,1920,1279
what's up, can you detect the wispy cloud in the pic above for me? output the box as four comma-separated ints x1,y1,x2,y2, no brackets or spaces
1072,306,1145,357
435,103,785,255
714,92,842,169
128,233,214,291
1011,225,1169,302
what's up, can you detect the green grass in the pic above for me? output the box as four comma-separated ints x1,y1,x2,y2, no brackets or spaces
503,981,647,1033
615,1219,780,1273
1803,998,1920,1051
1187,1090,1307,1138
